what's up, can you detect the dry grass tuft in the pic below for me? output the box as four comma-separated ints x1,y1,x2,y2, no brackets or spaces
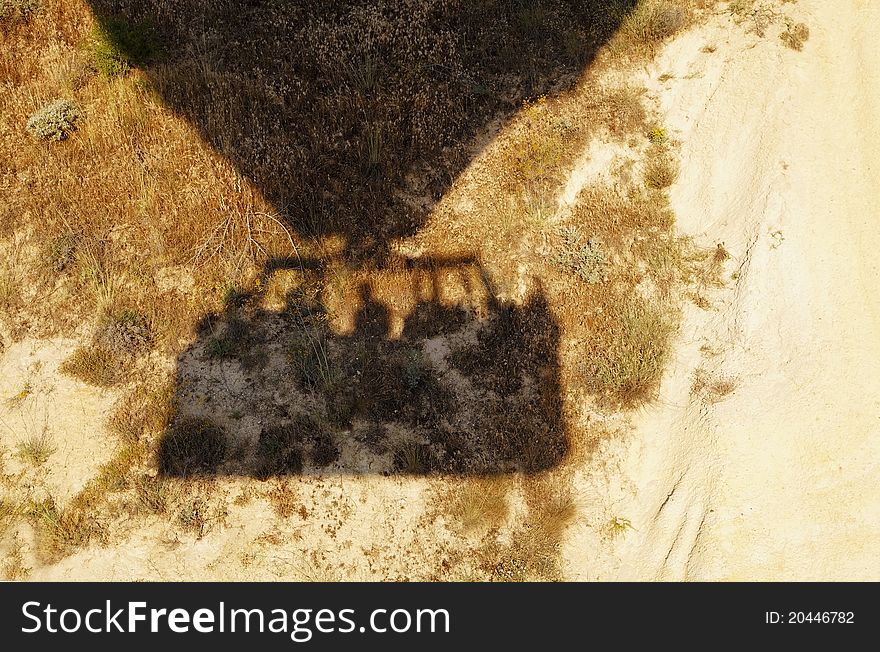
59,345,119,387
780,21,809,51
623,2,689,49
157,417,227,477
15,428,55,466
26,497,101,563
644,147,680,189
449,479,511,534
584,295,677,406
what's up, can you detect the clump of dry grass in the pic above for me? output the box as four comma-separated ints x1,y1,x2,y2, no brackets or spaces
157,417,227,477
644,147,680,189
622,2,689,49
487,482,577,581
584,294,677,406
58,345,118,386
26,497,101,563
15,428,55,466
449,479,511,534
59,311,152,387
132,474,170,515
780,21,809,51
392,439,432,475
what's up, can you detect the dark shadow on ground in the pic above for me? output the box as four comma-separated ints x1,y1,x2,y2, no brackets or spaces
81,1,639,476
158,256,566,477
86,0,636,259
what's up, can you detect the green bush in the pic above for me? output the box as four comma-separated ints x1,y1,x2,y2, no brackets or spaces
87,17,161,78
26,100,81,141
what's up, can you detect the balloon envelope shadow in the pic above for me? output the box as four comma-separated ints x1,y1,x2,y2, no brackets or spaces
84,0,638,258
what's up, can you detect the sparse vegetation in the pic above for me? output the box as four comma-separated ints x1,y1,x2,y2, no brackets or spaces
780,21,809,51
26,497,100,563
158,418,227,477
554,226,609,284
16,428,55,466
0,0,723,580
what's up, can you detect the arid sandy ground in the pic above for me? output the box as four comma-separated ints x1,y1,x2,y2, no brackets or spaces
589,0,880,580
2,1,877,581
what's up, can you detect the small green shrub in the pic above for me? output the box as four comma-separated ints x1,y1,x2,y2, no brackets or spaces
26,100,81,141
87,17,161,78
554,226,608,284
158,417,227,477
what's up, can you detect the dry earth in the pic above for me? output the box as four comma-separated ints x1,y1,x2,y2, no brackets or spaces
2,0,877,581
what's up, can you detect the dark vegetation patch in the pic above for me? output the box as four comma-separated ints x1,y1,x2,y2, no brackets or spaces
157,417,227,477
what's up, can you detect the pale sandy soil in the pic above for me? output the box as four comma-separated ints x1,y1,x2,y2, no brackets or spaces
3,0,877,581
574,0,880,580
